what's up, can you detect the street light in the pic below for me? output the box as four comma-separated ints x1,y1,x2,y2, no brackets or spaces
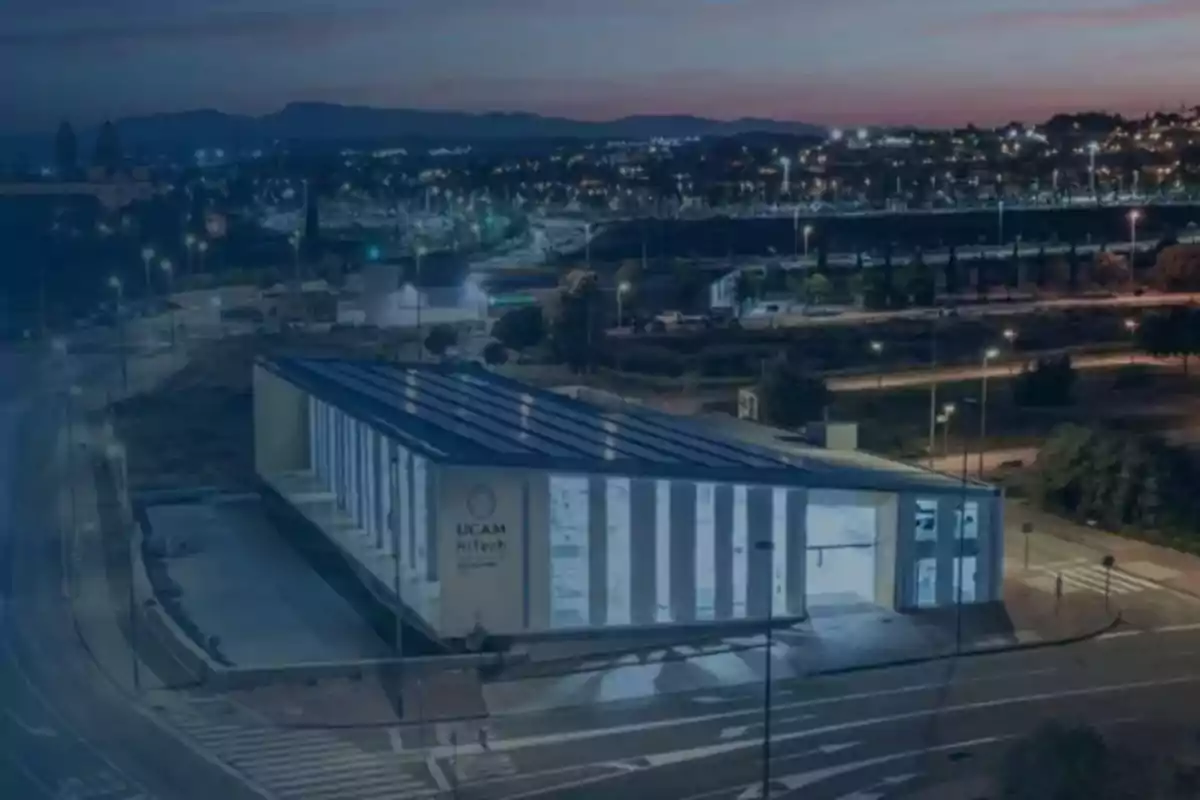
160,259,176,348
1128,209,1142,270
1125,318,1139,363
108,276,127,394
939,402,957,456
1087,142,1100,198
617,281,631,327
978,347,1000,477
753,539,776,800
414,244,428,359
139,246,155,296
870,340,884,388
803,225,814,259
1003,328,1018,374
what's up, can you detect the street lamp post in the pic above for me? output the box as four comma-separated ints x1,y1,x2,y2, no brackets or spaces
978,347,1000,477
617,281,631,328
108,276,127,394
870,340,884,388
197,239,208,272
1128,209,1142,271
997,200,1004,246
414,245,427,360
803,225,813,260
753,539,776,800
940,403,956,456
1125,318,1139,363
1003,328,1017,374
140,247,155,297
1088,142,1099,199
184,233,196,274
160,259,176,349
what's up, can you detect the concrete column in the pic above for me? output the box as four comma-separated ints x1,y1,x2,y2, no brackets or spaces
980,492,1004,601
876,493,901,610
745,486,773,619
713,483,734,620
252,366,309,475
670,481,697,625
588,476,608,627
785,488,808,617
424,464,439,582
629,479,658,626
936,494,961,606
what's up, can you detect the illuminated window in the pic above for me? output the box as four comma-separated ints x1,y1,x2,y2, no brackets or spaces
695,483,716,621
549,475,590,628
606,478,631,626
956,502,979,539
655,480,672,623
916,559,937,608
915,499,938,542
772,488,788,616
953,556,977,604
732,485,748,618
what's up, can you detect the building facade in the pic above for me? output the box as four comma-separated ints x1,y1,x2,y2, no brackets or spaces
254,358,1002,645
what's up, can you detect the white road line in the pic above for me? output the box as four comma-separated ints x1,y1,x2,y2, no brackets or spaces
1154,622,1200,633
433,669,1047,761
388,727,405,754
426,756,451,793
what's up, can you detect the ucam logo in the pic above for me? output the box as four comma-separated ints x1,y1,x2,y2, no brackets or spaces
466,484,497,520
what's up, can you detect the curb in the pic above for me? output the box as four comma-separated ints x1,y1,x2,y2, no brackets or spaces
810,611,1123,678
484,612,1123,684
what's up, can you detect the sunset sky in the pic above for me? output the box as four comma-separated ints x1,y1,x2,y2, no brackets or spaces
3,0,1199,132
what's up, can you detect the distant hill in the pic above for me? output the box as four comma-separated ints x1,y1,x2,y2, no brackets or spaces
0,103,826,159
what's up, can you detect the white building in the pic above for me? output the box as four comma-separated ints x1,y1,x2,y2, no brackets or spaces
253,357,1004,649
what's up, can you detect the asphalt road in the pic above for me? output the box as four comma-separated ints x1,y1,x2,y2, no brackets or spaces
0,344,262,800
414,629,1200,799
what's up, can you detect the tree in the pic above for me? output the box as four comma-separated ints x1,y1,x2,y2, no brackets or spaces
424,324,458,358
755,357,831,429
1012,354,1076,407
803,272,832,305
902,258,936,306
1092,251,1131,289
1068,242,1081,292
614,259,643,311
54,121,77,177
491,305,544,354
1152,244,1200,292
733,269,762,313
546,269,603,373
998,721,1191,800
482,341,508,367
1137,306,1200,375
92,120,122,173
945,245,959,294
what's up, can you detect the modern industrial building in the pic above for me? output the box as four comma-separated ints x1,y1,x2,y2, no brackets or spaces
253,356,1004,646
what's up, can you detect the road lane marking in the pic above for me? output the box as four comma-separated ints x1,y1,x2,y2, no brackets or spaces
425,755,451,793
828,772,920,800
469,671,1200,796
5,709,57,737
721,714,816,739
431,668,1058,759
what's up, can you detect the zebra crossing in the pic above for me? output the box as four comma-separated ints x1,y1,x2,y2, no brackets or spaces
159,698,439,799
433,722,517,785
1024,562,1165,597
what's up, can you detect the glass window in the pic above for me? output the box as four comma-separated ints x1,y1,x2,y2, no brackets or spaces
655,480,672,623
915,499,938,542
953,556,977,603
772,488,788,616
549,475,590,628
695,483,716,621
413,456,428,583
606,478,631,626
956,501,979,540
732,485,748,618
916,558,937,608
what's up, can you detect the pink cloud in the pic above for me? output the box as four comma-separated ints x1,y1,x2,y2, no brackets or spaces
933,0,1200,32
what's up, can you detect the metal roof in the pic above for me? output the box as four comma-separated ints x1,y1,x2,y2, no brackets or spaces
260,356,998,496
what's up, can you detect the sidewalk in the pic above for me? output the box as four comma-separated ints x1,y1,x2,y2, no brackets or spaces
1005,500,1200,628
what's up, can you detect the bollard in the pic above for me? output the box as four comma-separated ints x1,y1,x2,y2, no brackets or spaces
1055,572,1063,613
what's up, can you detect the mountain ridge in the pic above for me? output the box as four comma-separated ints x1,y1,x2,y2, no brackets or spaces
1,103,827,157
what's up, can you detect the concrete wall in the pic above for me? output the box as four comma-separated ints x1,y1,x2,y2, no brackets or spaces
253,364,309,475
